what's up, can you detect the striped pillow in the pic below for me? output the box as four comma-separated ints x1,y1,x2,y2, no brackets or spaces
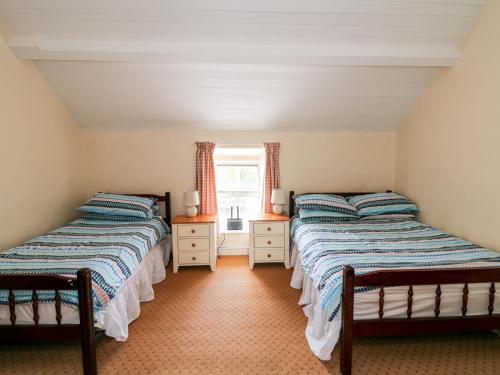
81,213,148,222
299,209,358,223
294,194,358,216
360,213,415,221
348,193,418,217
78,193,155,220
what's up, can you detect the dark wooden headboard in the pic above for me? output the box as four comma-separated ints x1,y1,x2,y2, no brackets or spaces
288,190,391,218
103,192,171,225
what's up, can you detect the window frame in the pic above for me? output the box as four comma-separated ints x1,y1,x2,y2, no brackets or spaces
214,147,265,233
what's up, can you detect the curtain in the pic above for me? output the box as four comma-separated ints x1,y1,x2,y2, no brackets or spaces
195,142,217,215
263,142,281,213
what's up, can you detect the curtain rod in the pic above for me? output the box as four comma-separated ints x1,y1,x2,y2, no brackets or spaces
215,143,264,149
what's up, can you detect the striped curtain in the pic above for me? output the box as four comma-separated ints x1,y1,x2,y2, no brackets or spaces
195,142,218,215
264,142,281,213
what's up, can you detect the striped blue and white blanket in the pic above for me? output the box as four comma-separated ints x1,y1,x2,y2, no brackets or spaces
291,217,500,321
0,217,168,312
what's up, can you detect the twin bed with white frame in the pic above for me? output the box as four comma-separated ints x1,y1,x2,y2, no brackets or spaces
0,192,172,375
288,191,500,375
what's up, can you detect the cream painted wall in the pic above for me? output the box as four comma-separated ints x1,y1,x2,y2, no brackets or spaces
0,34,87,250
85,129,395,218
395,0,500,250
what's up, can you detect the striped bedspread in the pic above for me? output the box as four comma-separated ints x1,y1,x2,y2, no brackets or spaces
0,217,168,311
291,217,500,321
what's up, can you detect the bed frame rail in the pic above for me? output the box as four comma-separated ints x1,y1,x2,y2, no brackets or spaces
0,269,96,375
341,266,500,375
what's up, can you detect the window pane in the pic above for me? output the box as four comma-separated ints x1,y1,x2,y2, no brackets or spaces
239,166,258,190
217,166,240,191
216,164,261,232
216,165,258,191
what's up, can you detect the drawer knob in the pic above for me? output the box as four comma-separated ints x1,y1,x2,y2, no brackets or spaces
267,240,272,245
192,243,196,247
192,257,196,261
267,253,271,258
191,229,196,234
267,227,271,231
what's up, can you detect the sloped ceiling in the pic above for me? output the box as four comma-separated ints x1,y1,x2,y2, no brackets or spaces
0,0,486,131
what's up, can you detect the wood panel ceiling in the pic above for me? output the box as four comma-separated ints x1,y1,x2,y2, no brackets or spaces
0,0,486,130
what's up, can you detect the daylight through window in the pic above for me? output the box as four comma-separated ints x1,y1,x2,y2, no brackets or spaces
214,147,264,232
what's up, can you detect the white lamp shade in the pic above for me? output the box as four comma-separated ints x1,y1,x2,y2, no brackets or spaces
183,191,200,206
271,189,286,205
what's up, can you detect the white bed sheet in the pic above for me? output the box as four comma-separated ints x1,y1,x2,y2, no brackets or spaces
0,234,172,342
290,243,500,361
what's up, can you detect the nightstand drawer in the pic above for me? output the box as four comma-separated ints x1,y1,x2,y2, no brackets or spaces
178,238,210,251
255,249,285,262
254,236,285,248
178,251,210,265
253,222,284,235
177,224,210,237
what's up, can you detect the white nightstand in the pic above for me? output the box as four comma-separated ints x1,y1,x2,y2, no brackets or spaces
249,213,290,270
172,215,217,273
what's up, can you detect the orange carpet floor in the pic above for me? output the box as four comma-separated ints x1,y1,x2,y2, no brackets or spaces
1,256,499,374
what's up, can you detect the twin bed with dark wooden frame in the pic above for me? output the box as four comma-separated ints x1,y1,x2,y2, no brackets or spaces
289,191,500,375
0,192,171,375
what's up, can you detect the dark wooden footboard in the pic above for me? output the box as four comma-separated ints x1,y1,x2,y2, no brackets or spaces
0,269,97,375
341,266,500,375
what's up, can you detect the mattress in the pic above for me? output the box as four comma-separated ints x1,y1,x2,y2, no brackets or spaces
290,219,500,360
0,235,172,341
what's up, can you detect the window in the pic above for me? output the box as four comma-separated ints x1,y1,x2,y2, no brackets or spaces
215,147,264,232
217,165,259,192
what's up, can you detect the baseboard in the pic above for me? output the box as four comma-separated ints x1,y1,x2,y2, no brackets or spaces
217,232,249,256
218,247,249,256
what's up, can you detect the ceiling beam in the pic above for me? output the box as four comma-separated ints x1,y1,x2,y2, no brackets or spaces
0,0,487,14
8,34,459,67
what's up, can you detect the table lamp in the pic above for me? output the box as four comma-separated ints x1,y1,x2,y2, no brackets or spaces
271,188,286,215
184,190,200,217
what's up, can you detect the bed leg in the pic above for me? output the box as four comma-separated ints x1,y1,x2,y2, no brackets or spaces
77,268,97,375
341,266,355,375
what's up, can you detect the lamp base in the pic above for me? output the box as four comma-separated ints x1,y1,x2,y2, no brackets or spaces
272,204,283,215
186,206,198,217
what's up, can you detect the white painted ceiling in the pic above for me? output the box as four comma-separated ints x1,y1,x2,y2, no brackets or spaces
0,0,486,131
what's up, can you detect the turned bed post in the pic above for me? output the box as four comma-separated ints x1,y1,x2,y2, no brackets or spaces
341,266,355,375
164,191,171,225
77,268,97,375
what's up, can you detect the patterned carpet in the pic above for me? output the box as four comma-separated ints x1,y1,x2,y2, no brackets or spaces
1,256,499,374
